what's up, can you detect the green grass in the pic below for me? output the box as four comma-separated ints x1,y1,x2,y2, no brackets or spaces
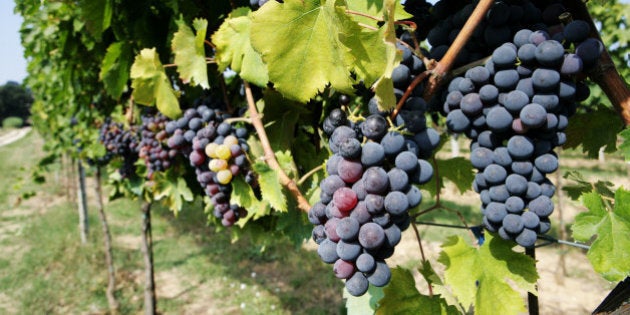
0,133,344,314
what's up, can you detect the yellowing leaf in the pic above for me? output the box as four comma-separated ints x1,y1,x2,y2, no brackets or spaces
370,0,400,111
345,0,413,27
172,18,210,89
130,48,181,119
212,8,269,87
438,234,538,315
250,0,357,102
572,189,630,281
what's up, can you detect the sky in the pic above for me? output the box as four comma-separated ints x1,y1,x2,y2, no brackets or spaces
0,1,27,85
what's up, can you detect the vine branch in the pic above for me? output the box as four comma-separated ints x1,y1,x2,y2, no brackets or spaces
424,0,495,98
243,81,311,213
563,0,630,125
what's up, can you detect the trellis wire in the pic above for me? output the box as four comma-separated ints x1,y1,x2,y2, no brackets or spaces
414,221,591,250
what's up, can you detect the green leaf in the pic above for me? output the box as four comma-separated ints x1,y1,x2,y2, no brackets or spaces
250,0,357,102
562,170,615,201
212,8,269,87
618,128,630,161
369,0,400,111
424,157,475,197
252,162,287,212
152,171,194,213
130,48,181,119
172,18,210,89
376,267,459,315
259,90,308,150
572,188,630,281
564,107,623,158
231,176,271,223
345,0,413,27
438,234,538,315
345,285,384,314
340,21,396,91
100,41,132,99
80,0,112,38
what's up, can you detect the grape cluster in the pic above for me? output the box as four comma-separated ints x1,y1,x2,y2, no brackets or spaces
311,105,439,296
424,0,579,66
165,99,252,226
443,23,602,247
98,118,139,178
138,112,177,179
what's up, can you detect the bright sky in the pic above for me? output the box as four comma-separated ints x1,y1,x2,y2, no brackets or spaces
0,1,27,85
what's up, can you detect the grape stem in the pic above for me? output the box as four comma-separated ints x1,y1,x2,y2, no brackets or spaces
410,221,433,297
423,0,495,98
243,81,311,213
297,165,324,186
390,70,430,120
204,39,216,49
345,9,382,22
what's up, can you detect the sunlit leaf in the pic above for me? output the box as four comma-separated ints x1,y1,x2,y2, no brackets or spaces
130,48,181,119
172,18,210,89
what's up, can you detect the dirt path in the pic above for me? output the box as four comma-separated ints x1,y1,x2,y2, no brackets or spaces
0,127,32,147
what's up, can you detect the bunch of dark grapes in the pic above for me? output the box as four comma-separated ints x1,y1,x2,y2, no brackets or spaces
137,112,178,179
443,21,602,247
98,118,140,178
165,99,252,227
424,0,580,66
311,99,439,296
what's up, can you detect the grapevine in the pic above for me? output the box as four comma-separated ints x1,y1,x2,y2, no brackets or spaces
14,0,630,314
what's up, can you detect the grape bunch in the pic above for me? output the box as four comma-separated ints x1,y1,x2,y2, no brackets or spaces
443,22,602,247
98,118,140,178
424,0,582,66
137,112,178,179
311,104,439,296
165,99,252,226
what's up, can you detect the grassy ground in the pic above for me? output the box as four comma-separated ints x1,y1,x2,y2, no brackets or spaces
0,132,343,314
0,132,626,314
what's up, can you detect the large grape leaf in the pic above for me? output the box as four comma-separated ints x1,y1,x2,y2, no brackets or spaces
152,171,194,213
172,18,210,89
250,0,357,102
79,0,112,38
572,188,630,281
562,170,615,201
344,286,384,314
438,234,538,315
368,0,399,111
424,157,475,197
618,128,630,161
100,41,132,99
252,162,287,212
564,107,623,158
212,8,269,87
345,0,413,27
130,48,181,119
376,267,459,315
339,0,399,110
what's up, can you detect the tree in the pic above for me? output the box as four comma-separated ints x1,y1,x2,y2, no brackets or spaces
0,81,33,120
